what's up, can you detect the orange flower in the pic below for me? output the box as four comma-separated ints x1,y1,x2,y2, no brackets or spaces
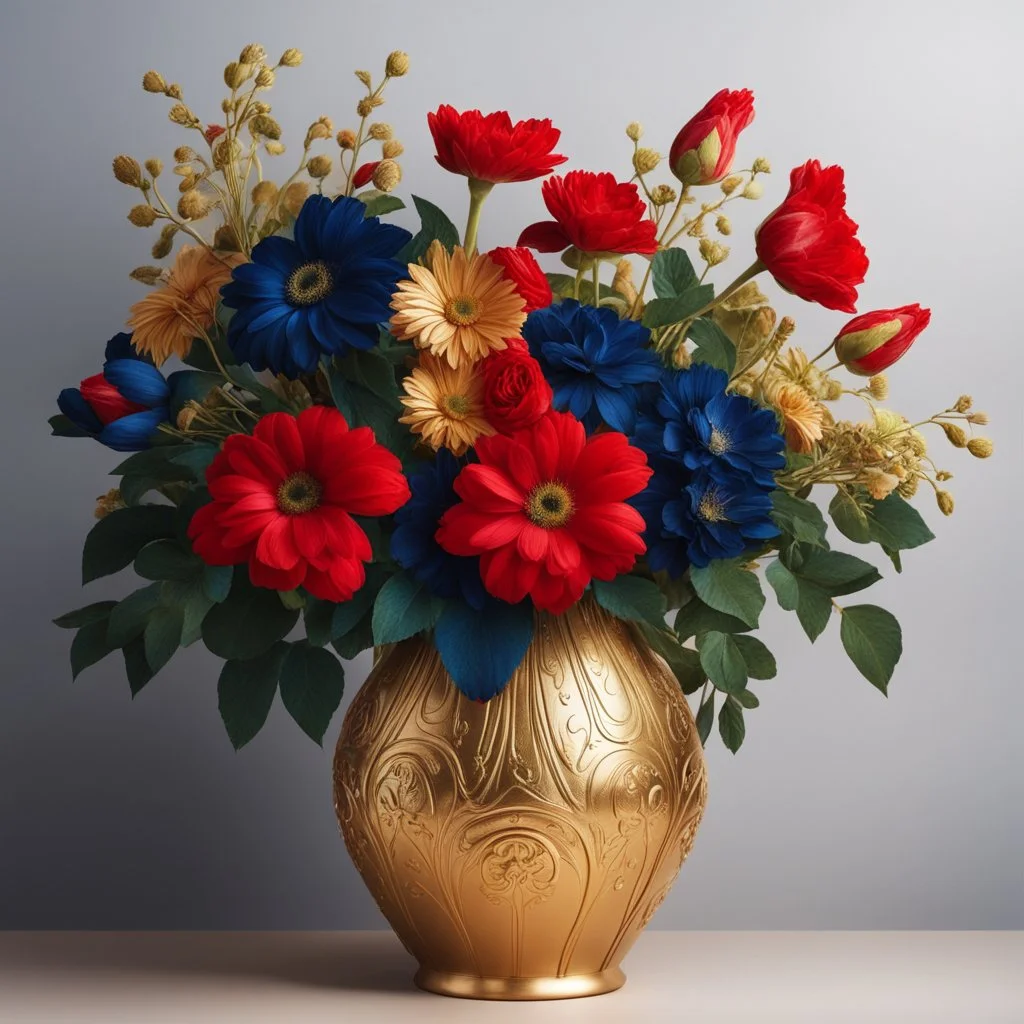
770,383,826,454
127,246,241,364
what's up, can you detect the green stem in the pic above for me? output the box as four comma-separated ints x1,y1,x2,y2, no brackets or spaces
591,261,600,305
809,338,838,365
688,259,765,321
463,178,494,256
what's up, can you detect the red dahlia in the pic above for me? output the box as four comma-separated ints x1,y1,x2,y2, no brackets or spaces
755,159,868,313
518,170,658,256
481,343,552,434
427,105,567,184
188,407,410,602
436,410,652,614
487,246,552,312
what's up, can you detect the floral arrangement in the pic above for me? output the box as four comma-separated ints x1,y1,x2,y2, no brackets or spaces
52,45,992,752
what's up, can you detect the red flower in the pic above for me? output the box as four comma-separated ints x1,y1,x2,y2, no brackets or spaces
518,171,658,256
78,374,145,423
669,88,755,186
352,161,379,189
481,345,552,434
755,160,868,313
834,303,931,376
487,246,552,312
204,124,226,145
436,411,651,614
188,407,410,602
427,105,566,184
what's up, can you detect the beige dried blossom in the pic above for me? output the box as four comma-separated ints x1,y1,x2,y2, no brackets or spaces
168,103,200,127
129,266,166,286
250,114,282,140
144,158,163,178
861,467,902,500
633,148,661,174
264,141,286,156
967,437,993,458
940,422,968,448
255,66,276,88
699,238,729,266
611,259,638,305
866,374,889,401
741,180,764,200
368,122,393,140
307,154,333,179
720,175,743,195
239,43,267,64
177,189,211,220
279,48,303,67
142,70,166,93
650,184,677,206
213,224,241,252
127,204,158,227
953,394,973,412
223,62,250,89
94,488,126,520
281,181,309,216
715,214,732,235
372,159,402,192
173,145,197,163
936,490,955,515
251,180,278,206
336,129,357,149
625,121,643,142
354,70,373,89
385,51,409,77
751,157,772,174
112,155,144,187
382,139,404,159
151,224,177,259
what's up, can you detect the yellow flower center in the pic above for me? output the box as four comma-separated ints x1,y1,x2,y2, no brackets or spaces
286,261,334,307
276,471,322,514
526,482,575,529
708,427,732,455
697,488,728,523
443,393,471,418
443,294,482,326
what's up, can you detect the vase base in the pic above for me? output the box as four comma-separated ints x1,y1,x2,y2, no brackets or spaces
413,965,626,1001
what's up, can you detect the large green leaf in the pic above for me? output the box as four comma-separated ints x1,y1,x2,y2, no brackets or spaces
217,642,290,749
765,560,832,642
839,604,902,694
829,488,872,543
867,494,935,551
202,570,300,661
135,539,204,581
70,618,116,680
398,195,461,262
371,572,441,645
697,631,748,693
278,641,345,745
143,604,184,675
358,191,406,218
771,491,828,548
592,576,667,628
122,636,155,696
690,559,764,629
651,248,698,299
54,601,118,630
718,696,746,753
695,691,715,746
687,318,736,374
106,584,164,648
798,550,881,596
732,635,777,679
82,505,177,583
638,623,706,694
641,285,714,329
49,413,89,438
674,597,752,641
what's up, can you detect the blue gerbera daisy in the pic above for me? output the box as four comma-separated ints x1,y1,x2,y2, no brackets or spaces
220,194,411,377
390,450,487,610
57,333,170,451
522,299,662,433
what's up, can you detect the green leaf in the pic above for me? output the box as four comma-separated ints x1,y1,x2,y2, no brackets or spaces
765,560,832,642
690,559,765,629
695,691,715,746
122,636,155,696
398,195,460,262
698,631,749,694
217,642,290,750
638,623,706,694
651,248,698,299
106,583,164,648
143,604,184,675
166,371,224,418
371,572,441,645
829,488,872,543
641,285,715,329
592,575,667,628
278,641,345,744
303,597,334,647
112,446,191,477
135,539,203,581
54,601,118,629
328,364,405,451
718,696,746,753
332,610,374,660
202,564,233,603
170,443,220,479
687,317,736,374
226,364,292,413
733,688,760,709
49,413,89,438
798,549,881,596
732,635,777,679
332,584,378,641
867,494,935,552
674,597,752,641
82,505,177,583
771,491,828,548
839,604,902,694
202,570,300,661
70,618,116,679
358,191,406,218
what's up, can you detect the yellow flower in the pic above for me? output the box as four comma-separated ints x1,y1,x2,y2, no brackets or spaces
399,353,494,455
127,246,241,364
390,243,525,368
770,382,826,454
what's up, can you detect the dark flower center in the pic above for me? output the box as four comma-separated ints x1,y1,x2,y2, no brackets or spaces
443,393,471,418
526,482,575,529
444,295,482,326
286,261,334,307
277,470,322,514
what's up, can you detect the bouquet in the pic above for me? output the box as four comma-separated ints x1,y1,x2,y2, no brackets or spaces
52,44,991,753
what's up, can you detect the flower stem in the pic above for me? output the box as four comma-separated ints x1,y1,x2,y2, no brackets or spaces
809,339,837,365
689,259,765,321
591,261,601,305
463,178,494,257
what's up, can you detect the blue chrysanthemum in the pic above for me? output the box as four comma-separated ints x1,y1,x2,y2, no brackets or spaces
57,333,170,451
390,450,487,610
220,195,411,377
522,299,662,433
656,363,786,486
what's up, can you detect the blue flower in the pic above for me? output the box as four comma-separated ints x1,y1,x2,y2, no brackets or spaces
57,333,170,451
390,450,487,610
654,363,786,486
522,299,662,433
220,195,411,377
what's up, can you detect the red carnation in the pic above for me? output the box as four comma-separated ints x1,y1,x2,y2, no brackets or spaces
204,124,226,145
427,105,566,184
834,303,931,376
481,345,552,434
669,88,755,186
436,410,651,614
188,407,410,602
488,246,552,312
518,171,658,257
352,161,379,189
755,159,868,313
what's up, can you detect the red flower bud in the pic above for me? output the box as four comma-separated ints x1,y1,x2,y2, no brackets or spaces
834,303,931,375
481,345,552,434
78,373,146,425
669,88,755,186
352,161,379,189
204,123,226,145
487,246,552,313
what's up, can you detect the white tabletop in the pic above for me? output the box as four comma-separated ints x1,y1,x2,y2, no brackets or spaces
1,930,1021,1023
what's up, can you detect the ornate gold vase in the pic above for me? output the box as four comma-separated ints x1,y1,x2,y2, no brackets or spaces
332,598,707,1000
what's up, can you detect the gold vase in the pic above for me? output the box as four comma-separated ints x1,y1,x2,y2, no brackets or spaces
332,598,707,1001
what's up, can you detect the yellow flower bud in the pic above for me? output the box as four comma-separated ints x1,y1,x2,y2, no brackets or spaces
307,154,333,179
112,154,144,187
127,204,158,227
94,488,125,520
239,43,267,65
173,146,196,163
213,138,242,169
305,117,333,144
223,62,251,89
151,224,177,259
625,121,643,142
385,51,409,77
356,98,375,117
720,175,742,195
866,374,889,401
633,148,661,175
672,345,692,369
142,70,166,93
176,403,200,432
165,84,183,100
967,437,993,458
940,422,967,448
935,470,953,481
368,122,393,140
382,139,404,159
371,158,402,192
213,224,241,252
177,189,210,220
751,157,771,174
336,129,357,149
168,103,199,127
741,180,764,200
144,158,163,178
252,180,278,206
282,181,309,217
264,141,286,156
256,66,276,88
279,48,303,67
251,114,282,140
715,214,731,235
355,70,373,88
967,411,989,425
611,259,638,305
953,394,973,412
177,172,198,193
129,266,166,286
897,475,920,498
936,490,955,516
699,238,729,266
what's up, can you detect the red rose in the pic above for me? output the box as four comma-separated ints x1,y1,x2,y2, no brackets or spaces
204,124,226,145
427,105,567,184
487,246,552,312
482,345,552,433
352,161,378,189
669,88,755,186
518,171,658,256
834,303,931,376
755,160,868,313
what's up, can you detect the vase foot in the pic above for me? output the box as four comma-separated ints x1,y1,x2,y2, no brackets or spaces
413,965,626,1001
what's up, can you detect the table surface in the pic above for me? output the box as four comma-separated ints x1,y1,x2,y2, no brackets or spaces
1,930,1021,1023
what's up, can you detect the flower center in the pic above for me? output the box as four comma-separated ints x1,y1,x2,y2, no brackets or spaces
708,427,732,455
443,393,471,418
276,471,322,515
443,295,482,326
286,261,334,307
697,488,728,523
526,482,575,529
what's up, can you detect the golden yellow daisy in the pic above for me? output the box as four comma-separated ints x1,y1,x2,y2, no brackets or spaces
770,382,826,454
127,246,242,365
390,242,526,368
399,353,494,455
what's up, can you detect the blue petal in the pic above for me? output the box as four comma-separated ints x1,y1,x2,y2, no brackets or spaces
103,332,141,363
252,234,302,276
102,359,169,406
57,388,102,434
595,387,635,433
98,407,167,452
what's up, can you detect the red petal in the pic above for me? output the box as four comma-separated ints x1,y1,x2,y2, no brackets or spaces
254,412,306,474
255,515,302,570
248,554,305,592
517,220,570,252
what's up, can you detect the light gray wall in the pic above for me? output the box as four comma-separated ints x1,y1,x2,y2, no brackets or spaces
1,0,1021,930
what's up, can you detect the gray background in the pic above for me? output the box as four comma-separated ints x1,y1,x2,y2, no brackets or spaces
1,0,1021,930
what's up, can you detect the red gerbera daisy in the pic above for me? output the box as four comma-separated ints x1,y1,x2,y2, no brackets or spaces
427,105,567,184
518,170,658,256
436,410,652,614
487,246,553,312
188,407,410,602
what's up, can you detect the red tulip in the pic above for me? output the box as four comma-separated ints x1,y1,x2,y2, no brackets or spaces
669,88,755,186
755,160,868,313
834,304,931,375
352,161,378,189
